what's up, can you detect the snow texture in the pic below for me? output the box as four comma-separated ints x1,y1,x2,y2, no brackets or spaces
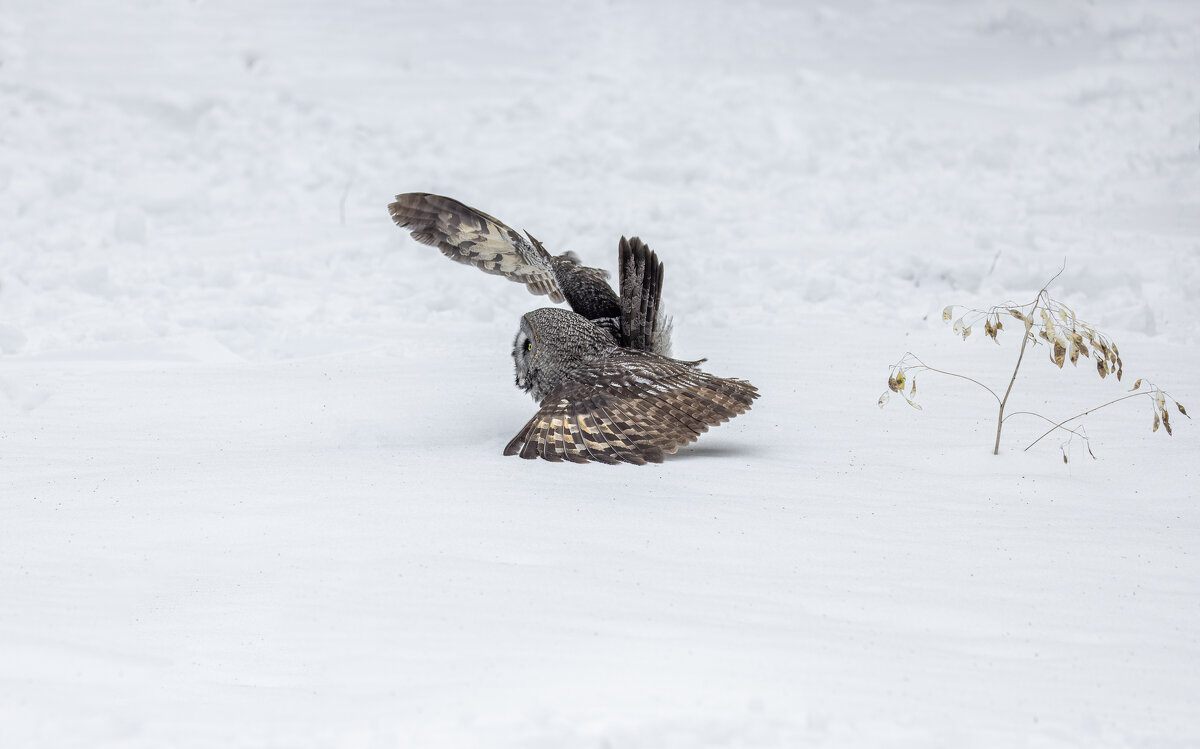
1,0,1198,746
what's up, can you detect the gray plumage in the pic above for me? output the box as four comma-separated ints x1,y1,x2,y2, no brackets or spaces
507,308,757,465
388,192,668,353
388,192,757,464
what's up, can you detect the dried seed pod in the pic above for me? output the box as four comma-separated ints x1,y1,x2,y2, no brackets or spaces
1153,410,1161,432
910,377,917,396
961,325,972,341
1068,343,1079,366
1162,409,1173,436
878,392,890,408
1053,342,1067,368
1178,402,1189,418
942,306,954,322
1009,309,1027,323
1130,379,1143,391
1096,359,1108,378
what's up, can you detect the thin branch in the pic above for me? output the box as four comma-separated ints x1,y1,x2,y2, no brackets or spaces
1023,391,1154,452
1001,410,1089,439
902,354,1001,404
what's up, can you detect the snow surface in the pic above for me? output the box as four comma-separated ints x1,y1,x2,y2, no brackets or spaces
2,1,1199,746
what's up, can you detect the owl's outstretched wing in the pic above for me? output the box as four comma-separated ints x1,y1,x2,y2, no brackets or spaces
388,193,565,303
503,350,758,465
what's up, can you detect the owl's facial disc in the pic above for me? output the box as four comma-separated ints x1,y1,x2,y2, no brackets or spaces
513,329,534,392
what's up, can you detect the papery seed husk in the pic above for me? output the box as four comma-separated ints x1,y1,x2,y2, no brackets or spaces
1062,450,1068,464
910,377,917,395
1130,379,1143,391
1068,343,1079,366
1178,403,1189,418
1153,411,1160,432
888,375,899,393
1163,409,1173,436
1010,309,1026,322
942,306,954,322
1097,359,1108,378
878,392,890,408
1053,342,1067,368
1116,368,1123,381
1077,342,1089,358
962,325,972,340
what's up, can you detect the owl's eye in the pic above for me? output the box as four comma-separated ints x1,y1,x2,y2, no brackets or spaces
525,340,533,352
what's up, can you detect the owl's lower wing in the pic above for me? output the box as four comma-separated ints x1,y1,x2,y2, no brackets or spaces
388,193,565,303
503,351,758,465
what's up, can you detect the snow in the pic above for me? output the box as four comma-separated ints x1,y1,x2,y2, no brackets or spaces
2,0,1198,746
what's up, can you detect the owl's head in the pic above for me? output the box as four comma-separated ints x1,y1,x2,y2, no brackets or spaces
512,308,616,402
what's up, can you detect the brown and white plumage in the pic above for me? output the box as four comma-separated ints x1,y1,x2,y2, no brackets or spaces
389,192,756,464
507,308,757,465
389,193,628,330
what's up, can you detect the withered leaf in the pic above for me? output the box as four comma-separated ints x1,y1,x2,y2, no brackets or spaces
1053,342,1067,368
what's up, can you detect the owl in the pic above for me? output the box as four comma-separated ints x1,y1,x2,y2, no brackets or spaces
389,193,758,464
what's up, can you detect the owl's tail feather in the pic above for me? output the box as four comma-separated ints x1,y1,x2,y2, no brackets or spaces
618,237,672,356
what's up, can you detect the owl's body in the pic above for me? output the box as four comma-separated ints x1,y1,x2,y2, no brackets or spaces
508,308,757,464
388,193,756,464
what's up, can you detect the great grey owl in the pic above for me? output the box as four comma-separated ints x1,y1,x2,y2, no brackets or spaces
388,192,758,464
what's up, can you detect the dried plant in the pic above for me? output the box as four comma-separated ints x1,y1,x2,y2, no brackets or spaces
879,268,1189,458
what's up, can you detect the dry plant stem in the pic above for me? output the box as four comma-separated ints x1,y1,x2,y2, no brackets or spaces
1023,391,1154,452
905,356,1000,404
994,300,1037,455
1003,410,1088,440
992,265,1064,455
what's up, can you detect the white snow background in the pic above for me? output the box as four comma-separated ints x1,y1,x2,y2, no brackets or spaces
2,1,1199,746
